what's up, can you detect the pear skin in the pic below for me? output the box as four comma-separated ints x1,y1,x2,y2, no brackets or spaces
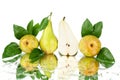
19,35,38,53
79,35,101,57
40,20,58,54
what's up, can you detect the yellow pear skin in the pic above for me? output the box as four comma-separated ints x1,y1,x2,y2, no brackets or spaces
19,35,38,53
79,35,101,57
40,20,58,54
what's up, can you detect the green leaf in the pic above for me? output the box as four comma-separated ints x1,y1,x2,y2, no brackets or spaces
16,64,26,79
81,19,103,38
32,23,40,36
27,20,34,34
92,22,103,38
81,18,93,37
3,54,21,63
39,17,49,30
79,73,98,80
41,76,48,80
30,76,35,80
88,73,98,80
96,47,115,68
29,48,44,63
32,17,48,36
36,70,42,79
35,69,48,80
85,76,89,80
2,42,22,59
13,24,28,39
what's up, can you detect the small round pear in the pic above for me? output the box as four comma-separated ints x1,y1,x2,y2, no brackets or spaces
20,54,39,71
79,35,101,57
78,57,99,76
19,35,38,53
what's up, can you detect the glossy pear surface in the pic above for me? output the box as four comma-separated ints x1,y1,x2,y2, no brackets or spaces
79,35,101,57
78,57,99,76
19,35,38,53
20,54,39,71
58,18,78,56
40,20,58,54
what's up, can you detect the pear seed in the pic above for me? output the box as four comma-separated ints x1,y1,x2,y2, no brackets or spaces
66,43,70,47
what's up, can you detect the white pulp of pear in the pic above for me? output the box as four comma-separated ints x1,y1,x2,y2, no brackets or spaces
56,56,79,80
58,18,78,56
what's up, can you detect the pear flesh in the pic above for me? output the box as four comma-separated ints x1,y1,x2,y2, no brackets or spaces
58,18,78,56
40,20,58,54
57,56,78,80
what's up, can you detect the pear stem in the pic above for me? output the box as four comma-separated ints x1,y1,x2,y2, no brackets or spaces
63,17,65,21
48,12,52,20
50,12,52,17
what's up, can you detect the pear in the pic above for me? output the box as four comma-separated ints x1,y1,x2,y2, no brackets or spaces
58,17,78,56
20,53,39,71
19,35,38,53
79,35,101,57
40,16,58,54
78,57,99,76
39,54,58,78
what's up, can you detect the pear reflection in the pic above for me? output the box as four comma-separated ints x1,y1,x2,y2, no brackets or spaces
39,54,58,78
78,56,99,76
57,56,79,80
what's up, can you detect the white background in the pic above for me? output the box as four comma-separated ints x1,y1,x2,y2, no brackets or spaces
0,0,120,80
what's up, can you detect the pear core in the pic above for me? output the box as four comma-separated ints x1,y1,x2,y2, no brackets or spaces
79,35,101,57
19,35,38,53
78,57,99,76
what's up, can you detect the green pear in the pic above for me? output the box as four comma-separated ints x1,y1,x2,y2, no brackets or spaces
40,18,58,54
39,54,58,78
20,53,39,71
78,57,99,76
79,35,101,57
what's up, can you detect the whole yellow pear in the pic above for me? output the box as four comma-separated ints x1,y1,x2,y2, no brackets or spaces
79,35,101,57
19,35,38,53
40,20,58,54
